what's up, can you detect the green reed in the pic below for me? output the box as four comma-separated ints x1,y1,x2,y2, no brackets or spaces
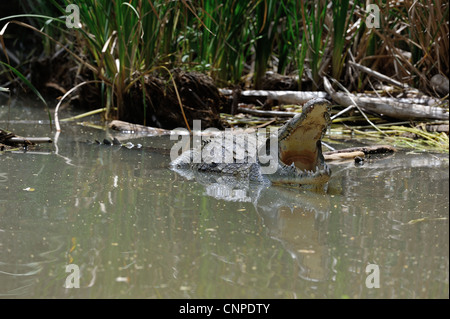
300,0,329,89
331,0,354,81
1,0,447,124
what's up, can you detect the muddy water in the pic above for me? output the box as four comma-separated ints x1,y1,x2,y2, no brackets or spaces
0,99,448,298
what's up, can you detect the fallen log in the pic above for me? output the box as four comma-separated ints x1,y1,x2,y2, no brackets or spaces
355,93,442,107
109,120,170,135
323,145,396,162
323,77,449,120
219,89,328,105
7,137,52,144
236,107,298,117
324,145,397,156
324,151,365,161
424,124,449,133
1,128,52,146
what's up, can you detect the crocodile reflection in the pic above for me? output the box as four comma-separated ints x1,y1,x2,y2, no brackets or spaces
172,166,332,283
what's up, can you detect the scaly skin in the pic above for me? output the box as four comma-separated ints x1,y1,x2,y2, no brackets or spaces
170,98,332,188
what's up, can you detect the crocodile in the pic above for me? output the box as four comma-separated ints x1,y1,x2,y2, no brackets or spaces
170,98,332,189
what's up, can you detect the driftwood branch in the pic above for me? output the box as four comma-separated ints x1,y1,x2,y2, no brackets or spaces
324,145,397,156
7,137,52,144
220,89,327,105
236,107,298,117
424,124,449,133
323,145,396,162
1,129,52,145
324,151,365,161
355,94,442,107
109,120,170,135
324,77,449,120
348,61,409,89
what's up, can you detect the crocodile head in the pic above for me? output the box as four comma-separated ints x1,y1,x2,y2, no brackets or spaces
265,98,332,187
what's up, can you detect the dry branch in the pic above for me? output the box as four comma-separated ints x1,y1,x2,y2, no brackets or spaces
324,151,365,161
220,89,327,105
324,145,397,156
323,77,449,120
348,61,409,89
7,137,52,144
1,128,52,146
323,145,397,162
236,107,297,117
109,120,171,135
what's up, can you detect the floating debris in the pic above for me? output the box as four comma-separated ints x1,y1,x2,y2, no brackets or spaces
406,217,448,225
115,276,130,283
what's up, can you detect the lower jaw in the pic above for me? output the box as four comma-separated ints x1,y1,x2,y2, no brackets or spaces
267,166,330,186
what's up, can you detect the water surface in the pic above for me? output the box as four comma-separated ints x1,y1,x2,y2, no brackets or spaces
0,99,448,298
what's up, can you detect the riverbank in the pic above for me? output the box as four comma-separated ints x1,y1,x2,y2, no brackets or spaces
0,1,448,153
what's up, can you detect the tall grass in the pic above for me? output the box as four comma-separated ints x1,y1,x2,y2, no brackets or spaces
353,0,448,91
300,0,329,89
331,0,354,81
44,0,187,119
406,0,449,88
1,0,447,122
253,0,284,89
183,0,256,84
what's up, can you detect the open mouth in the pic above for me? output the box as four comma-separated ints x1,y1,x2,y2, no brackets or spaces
274,99,332,185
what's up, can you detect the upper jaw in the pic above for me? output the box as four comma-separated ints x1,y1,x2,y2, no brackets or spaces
271,99,332,186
